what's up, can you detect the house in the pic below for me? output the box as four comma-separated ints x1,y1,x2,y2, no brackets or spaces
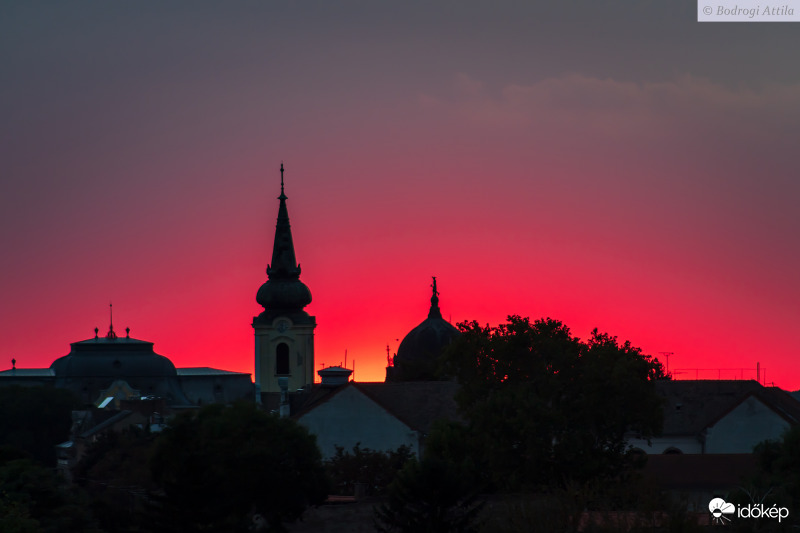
624,380,800,507
294,369,460,459
628,380,800,455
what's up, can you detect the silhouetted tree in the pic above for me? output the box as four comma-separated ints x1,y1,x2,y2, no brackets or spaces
0,386,78,466
441,316,667,490
374,456,484,533
150,402,328,532
728,424,800,531
74,427,159,533
753,424,800,504
0,457,99,532
325,443,413,496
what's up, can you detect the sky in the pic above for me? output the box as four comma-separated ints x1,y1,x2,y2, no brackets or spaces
2,1,799,389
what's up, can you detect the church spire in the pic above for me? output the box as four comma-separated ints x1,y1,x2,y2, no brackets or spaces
255,163,312,316
267,162,300,280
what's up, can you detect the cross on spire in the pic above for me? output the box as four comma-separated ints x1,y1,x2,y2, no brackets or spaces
279,162,286,200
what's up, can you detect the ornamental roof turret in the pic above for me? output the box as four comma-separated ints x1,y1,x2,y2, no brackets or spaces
255,164,313,324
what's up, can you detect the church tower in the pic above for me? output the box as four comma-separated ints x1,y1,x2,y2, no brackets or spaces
253,164,315,399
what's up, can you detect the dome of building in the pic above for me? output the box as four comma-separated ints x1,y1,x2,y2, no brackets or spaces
49,323,190,405
396,311,460,364
50,336,177,378
390,278,460,381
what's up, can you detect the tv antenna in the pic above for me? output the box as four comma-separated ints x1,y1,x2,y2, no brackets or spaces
659,351,674,374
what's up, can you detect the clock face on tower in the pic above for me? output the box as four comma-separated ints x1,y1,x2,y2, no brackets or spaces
276,319,290,334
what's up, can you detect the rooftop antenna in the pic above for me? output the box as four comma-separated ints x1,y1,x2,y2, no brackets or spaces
659,352,673,374
344,349,347,369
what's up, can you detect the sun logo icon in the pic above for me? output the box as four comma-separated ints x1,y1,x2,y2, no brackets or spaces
709,497,735,524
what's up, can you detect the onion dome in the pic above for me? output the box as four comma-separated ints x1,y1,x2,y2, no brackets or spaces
255,164,313,323
392,278,460,380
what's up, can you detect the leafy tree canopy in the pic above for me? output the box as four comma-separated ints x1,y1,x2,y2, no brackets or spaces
325,444,413,497
0,386,78,466
73,427,159,533
0,457,99,533
441,315,667,490
734,424,800,530
374,456,484,533
150,401,328,533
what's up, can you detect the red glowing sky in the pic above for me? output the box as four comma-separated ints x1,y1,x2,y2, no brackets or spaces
2,2,799,389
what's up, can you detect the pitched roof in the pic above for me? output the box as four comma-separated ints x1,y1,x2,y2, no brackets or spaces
294,381,461,434
656,380,800,436
294,379,800,440
79,410,135,438
751,386,800,424
353,381,461,434
0,368,55,377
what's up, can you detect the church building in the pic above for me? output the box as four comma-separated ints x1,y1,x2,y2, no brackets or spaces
252,165,463,456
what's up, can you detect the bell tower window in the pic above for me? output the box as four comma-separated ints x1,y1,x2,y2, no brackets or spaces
276,343,290,375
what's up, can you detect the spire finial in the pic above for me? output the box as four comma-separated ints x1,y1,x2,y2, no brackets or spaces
428,276,442,318
11,358,16,370
106,302,117,339
280,162,285,196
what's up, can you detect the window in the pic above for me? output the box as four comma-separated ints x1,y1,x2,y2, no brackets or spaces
276,343,290,375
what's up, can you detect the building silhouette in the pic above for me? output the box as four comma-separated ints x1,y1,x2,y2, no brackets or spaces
253,163,316,401
386,276,460,382
0,310,252,407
